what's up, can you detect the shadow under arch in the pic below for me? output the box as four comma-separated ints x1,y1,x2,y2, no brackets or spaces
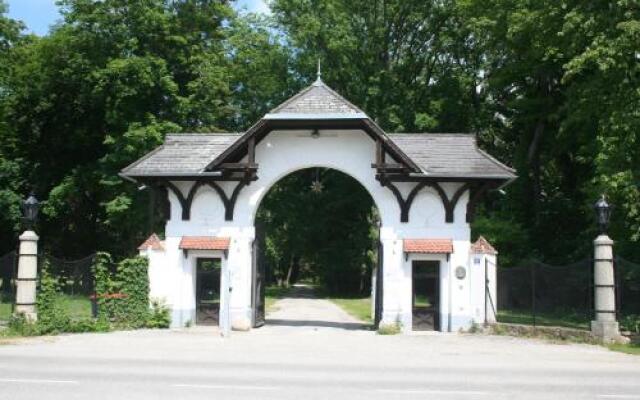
250,166,383,330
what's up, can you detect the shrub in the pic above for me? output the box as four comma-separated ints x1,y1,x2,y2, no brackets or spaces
147,298,171,329
93,254,152,329
8,313,39,336
377,322,402,335
115,256,149,328
36,263,72,334
621,314,640,334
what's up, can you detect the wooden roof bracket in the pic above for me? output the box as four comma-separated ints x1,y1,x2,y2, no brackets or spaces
377,175,471,224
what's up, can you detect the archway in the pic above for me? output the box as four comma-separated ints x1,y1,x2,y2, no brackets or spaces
251,167,381,329
125,77,515,333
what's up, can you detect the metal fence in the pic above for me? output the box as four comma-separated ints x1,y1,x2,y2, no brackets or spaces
496,258,593,329
43,254,96,296
0,251,96,323
495,256,640,331
0,251,17,322
616,257,640,317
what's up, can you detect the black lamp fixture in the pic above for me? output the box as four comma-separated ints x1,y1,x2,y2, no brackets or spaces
594,194,612,235
22,192,39,230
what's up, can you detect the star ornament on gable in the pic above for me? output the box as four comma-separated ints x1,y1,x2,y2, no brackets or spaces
310,180,324,193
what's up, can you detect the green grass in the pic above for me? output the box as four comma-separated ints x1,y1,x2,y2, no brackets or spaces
57,295,93,319
329,297,372,324
0,302,11,322
608,342,640,355
414,294,432,307
0,295,92,323
497,309,590,330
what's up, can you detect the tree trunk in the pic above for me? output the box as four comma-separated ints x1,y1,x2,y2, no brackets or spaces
528,118,545,209
284,255,295,288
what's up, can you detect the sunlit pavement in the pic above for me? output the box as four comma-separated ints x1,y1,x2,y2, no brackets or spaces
0,314,639,399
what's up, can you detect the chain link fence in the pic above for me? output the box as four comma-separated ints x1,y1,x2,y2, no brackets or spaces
616,257,640,333
495,256,640,333
39,254,96,321
0,251,96,324
496,259,593,330
0,251,17,324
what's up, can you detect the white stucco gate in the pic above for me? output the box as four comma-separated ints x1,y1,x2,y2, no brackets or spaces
122,75,515,333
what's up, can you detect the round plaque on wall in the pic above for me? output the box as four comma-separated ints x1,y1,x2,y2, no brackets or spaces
455,266,466,280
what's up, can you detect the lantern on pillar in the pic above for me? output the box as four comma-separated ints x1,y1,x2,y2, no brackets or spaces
22,192,39,230
593,194,612,235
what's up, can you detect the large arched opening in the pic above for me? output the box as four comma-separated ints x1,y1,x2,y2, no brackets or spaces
251,167,381,329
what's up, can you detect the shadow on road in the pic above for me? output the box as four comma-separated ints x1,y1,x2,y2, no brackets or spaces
265,318,370,330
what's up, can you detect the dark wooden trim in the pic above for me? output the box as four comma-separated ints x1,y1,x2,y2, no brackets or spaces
208,180,249,221
164,181,190,220
378,174,507,183
152,176,254,222
219,162,259,170
204,118,421,173
379,178,471,223
248,136,255,164
371,163,406,171
139,175,258,182
375,138,385,165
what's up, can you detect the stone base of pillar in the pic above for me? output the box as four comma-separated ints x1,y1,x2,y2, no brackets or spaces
231,316,251,331
591,320,629,344
13,306,37,322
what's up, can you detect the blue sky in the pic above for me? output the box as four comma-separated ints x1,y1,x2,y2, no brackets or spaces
6,0,270,36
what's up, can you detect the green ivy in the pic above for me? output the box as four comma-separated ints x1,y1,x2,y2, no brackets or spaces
116,256,150,328
36,261,72,334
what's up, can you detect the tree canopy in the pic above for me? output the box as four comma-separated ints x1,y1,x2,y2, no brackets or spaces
0,0,638,274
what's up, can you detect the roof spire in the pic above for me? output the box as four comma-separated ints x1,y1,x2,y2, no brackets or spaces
313,58,323,86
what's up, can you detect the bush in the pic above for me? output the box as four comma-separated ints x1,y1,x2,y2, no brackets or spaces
621,314,640,334
377,322,402,335
8,314,39,336
36,263,72,334
147,298,171,329
8,253,168,337
93,253,156,329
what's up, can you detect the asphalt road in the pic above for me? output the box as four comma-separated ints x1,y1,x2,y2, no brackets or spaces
0,295,638,400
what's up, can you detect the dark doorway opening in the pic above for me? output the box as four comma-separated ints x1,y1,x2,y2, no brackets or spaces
196,258,221,325
412,260,440,331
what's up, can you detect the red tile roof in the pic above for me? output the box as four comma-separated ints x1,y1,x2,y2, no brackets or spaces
137,234,164,251
470,236,497,255
403,239,453,254
179,236,230,250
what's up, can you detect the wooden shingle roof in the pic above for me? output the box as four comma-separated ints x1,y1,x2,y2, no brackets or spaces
264,78,367,119
388,133,515,180
121,133,241,178
120,81,515,181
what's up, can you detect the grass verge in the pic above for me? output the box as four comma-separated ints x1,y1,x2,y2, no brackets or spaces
329,297,372,324
498,309,590,330
608,341,640,355
0,302,11,322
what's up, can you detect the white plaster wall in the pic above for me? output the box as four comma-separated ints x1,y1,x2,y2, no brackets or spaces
159,129,476,332
469,252,498,325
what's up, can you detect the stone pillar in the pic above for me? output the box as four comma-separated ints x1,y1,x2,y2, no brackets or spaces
591,234,624,342
14,230,39,321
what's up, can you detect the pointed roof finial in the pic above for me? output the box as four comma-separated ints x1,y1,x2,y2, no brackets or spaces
314,58,323,86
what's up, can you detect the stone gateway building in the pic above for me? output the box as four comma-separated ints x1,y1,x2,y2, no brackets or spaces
121,75,515,333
